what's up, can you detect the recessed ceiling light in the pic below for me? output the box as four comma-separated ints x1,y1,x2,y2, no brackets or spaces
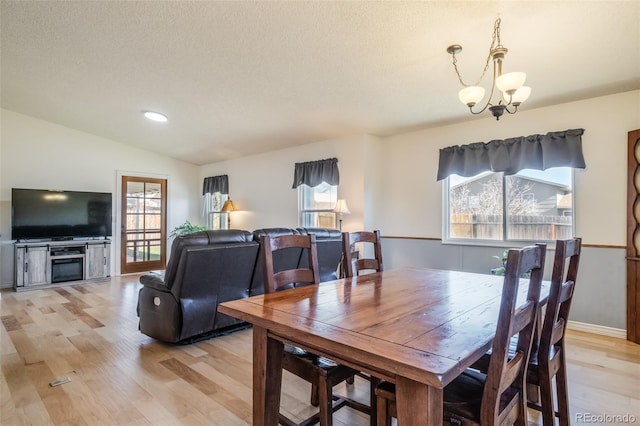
143,111,168,122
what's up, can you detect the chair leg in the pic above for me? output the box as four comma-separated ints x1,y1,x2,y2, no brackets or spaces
514,392,528,426
311,384,319,407
376,394,391,426
538,369,556,426
318,376,333,426
555,352,571,426
369,377,380,426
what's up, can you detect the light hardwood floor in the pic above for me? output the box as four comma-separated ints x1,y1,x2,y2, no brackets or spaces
1,275,639,425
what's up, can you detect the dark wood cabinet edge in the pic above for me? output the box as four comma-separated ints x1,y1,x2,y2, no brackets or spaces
626,129,640,344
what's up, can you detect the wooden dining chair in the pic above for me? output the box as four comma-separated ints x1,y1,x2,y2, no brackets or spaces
342,230,383,278
527,237,581,425
340,230,384,426
261,234,367,426
375,244,547,426
470,238,581,426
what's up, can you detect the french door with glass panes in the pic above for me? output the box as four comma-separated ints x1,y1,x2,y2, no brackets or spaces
120,176,167,274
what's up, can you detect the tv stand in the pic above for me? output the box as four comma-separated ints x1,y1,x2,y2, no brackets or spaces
14,239,111,290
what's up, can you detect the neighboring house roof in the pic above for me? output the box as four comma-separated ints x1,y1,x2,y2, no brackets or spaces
450,172,570,192
516,175,571,192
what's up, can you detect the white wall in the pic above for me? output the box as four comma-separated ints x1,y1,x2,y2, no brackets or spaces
199,134,382,232
0,109,201,286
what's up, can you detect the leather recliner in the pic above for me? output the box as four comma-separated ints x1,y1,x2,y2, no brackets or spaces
137,230,259,343
137,227,344,343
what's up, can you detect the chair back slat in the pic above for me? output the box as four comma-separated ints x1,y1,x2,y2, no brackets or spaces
499,351,525,395
273,269,315,288
355,258,380,272
551,320,566,346
510,300,537,337
558,280,576,304
342,230,383,278
261,234,320,294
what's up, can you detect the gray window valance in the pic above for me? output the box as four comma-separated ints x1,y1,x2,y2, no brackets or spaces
202,174,229,195
437,128,586,181
292,157,340,188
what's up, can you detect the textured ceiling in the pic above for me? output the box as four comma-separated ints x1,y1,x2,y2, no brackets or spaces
1,1,639,165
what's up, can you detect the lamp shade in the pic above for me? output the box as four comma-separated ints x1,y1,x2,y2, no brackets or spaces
510,86,531,105
333,199,351,214
221,199,237,212
495,72,526,95
458,86,485,107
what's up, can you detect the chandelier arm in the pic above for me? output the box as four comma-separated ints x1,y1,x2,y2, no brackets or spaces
504,104,519,115
504,92,513,105
468,99,492,115
466,56,499,115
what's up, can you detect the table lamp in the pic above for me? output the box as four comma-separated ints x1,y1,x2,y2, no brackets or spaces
221,199,237,228
333,199,350,231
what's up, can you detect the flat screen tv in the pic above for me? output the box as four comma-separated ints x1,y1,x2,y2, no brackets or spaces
11,188,112,241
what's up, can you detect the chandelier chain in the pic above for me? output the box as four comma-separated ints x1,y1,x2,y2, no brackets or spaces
451,18,502,87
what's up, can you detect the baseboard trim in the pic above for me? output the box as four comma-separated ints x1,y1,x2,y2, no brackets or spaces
567,320,627,339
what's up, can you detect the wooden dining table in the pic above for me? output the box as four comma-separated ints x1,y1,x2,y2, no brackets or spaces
218,266,549,426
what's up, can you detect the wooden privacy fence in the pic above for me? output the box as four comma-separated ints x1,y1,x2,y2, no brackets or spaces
450,214,572,240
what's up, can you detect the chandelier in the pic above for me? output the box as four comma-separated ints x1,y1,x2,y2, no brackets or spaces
446,18,530,120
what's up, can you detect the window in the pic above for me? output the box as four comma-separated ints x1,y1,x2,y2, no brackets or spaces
445,167,574,242
205,192,229,230
202,174,230,230
299,182,337,228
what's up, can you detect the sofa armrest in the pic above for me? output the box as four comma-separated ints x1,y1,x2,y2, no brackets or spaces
140,272,169,291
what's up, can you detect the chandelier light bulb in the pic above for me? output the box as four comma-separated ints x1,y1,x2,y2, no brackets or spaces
495,72,527,95
458,86,485,107
510,86,531,106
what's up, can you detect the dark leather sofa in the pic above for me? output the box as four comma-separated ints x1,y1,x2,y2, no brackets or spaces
137,227,343,343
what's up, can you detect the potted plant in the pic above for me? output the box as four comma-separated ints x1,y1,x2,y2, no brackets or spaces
491,250,509,276
169,220,209,238
491,249,531,278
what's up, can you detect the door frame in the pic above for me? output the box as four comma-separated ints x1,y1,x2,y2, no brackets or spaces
116,171,169,275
